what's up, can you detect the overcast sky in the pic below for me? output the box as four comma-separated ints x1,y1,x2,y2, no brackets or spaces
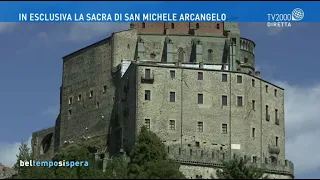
0,22,319,178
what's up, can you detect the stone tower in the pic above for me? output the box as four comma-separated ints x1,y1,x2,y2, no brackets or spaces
31,22,294,179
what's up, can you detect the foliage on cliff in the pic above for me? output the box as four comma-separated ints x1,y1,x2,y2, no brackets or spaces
216,157,269,179
13,126,184,179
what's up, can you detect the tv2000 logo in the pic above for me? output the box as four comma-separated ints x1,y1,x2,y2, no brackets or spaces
267,8,304,28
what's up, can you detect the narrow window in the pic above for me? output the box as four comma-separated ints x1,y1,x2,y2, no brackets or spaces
170,70,175,78
78,94,82,102
178,48,184,61
190,149,192,156
89,91,93,98
222,124,227,134
197,122,203,132
198,94,203,104
169,120,175,130
68,109,72,116
222,74,227,82
171,23,174,29
145,90,151,100
145,119,150,129
103,86,107,93
244,58,248,63
222,95,227,106
266,105,269,121
237,75,242,83
275,109,279,125
274,89,277,97
145,69,151,79
68,97,72,105
96,102,100,109
198,72,203,80
252,128,255,137
276,136,278,146
266,85,269,93
216,23,220,29
170,92,175,102
252,79,255,87
237,96,243,106
196,23,200,29
208,49,213,62
142,22,145,28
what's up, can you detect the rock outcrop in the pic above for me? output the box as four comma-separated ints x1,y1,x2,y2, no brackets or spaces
0,163,16,179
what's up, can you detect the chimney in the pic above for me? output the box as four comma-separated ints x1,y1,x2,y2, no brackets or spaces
255,71,260,77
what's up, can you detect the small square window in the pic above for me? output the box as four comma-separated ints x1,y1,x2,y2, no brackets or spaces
252,156,257,163
170,70,175,78
78,94,82,102
198,72,203,80
244,58,248,63
237,75,242,83
145,119,150,129
222,74,227,82
169,120,175,130
103,86,107,93
145,90,151,100
197,122,203,132
237,96,243,106
222,95,227,106
252,79,255,87
198,94,203,104
222,124,227,134
170,92,175,102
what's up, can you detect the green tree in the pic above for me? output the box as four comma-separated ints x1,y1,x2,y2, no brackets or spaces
216,157,268,179
104,155,128,179
127,126,185,179
14,141,55,179
52,142,103,179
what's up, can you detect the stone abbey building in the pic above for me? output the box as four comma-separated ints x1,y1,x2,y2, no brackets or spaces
31,22,294,178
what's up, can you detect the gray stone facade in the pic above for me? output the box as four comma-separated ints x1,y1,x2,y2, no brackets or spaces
31,22,294,179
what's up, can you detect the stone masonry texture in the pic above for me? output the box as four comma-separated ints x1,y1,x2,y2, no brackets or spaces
31,22,294,179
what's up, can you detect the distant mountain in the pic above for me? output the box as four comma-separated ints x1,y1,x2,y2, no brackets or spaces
0,163,16,179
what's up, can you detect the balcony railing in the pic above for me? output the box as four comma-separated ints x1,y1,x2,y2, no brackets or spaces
141,74,154,84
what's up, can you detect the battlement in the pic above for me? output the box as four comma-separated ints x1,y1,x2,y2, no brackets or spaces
240,37,255,54
167,144,294,176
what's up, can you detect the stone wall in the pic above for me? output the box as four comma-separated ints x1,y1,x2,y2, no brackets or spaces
59,37,115,150
130,62,285,164
31,127,55,160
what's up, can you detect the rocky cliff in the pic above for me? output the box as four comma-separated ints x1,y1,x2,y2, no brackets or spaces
0,164,16,179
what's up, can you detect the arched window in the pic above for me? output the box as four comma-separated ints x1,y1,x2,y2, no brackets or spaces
196,23,200,29
208,49,213,62
178,48,184,62
171,23,175,29
216,23,220,29
142,22,145,28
